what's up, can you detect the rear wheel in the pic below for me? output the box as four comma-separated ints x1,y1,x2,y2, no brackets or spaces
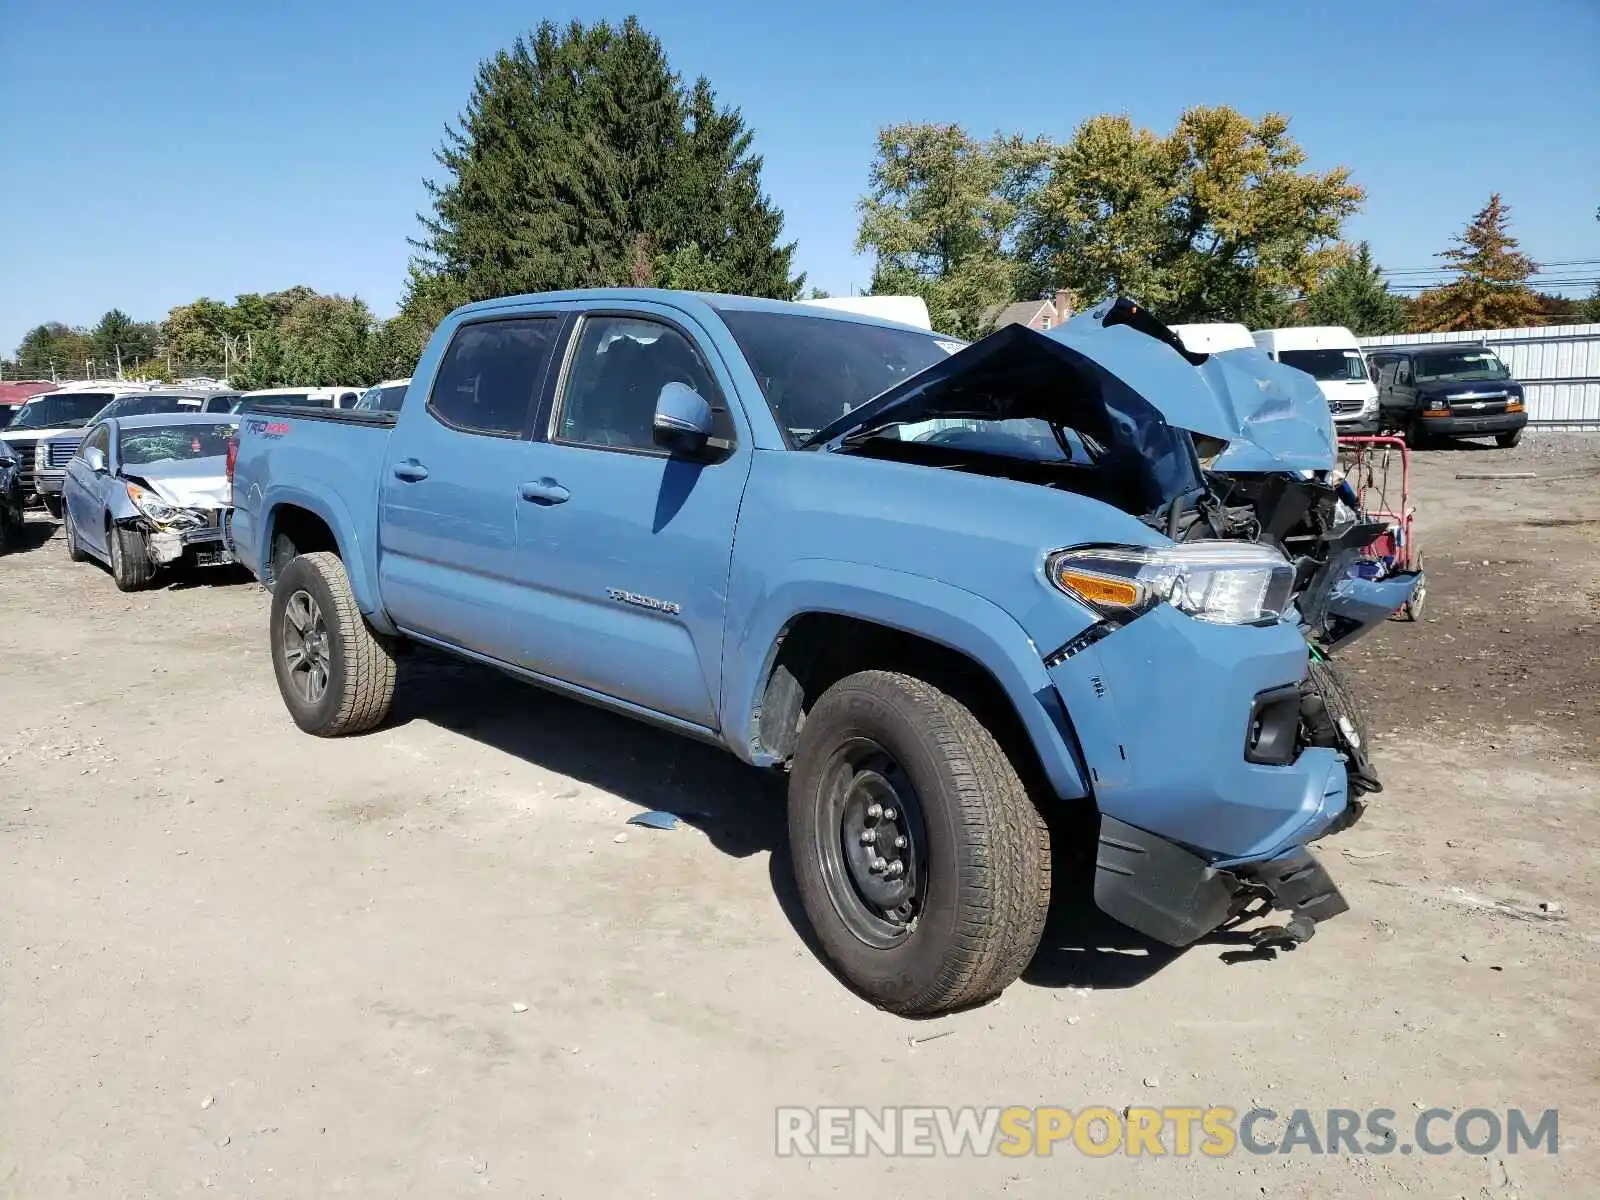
1495,429,1523,449
109,524,155,591
270,551,397,736
788,670,1051,1016
63,505,87,562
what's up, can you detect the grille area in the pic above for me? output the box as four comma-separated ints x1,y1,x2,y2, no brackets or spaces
47,439,81,467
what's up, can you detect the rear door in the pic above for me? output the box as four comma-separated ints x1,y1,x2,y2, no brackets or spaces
377,314,563,666
508,307,752,729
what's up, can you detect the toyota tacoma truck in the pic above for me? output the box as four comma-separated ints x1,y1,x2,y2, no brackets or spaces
229,289,1397,1016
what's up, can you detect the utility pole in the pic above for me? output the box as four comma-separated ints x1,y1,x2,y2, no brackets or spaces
115,344,123,378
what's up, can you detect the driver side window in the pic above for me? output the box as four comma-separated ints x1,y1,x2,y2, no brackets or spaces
555,315,727,453
77,423,111,463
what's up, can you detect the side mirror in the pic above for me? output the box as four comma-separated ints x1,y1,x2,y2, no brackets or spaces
652,382,715,458
83,447,107,473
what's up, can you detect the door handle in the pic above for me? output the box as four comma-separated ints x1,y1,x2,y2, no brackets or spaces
392,459,429,482
519,478,570,505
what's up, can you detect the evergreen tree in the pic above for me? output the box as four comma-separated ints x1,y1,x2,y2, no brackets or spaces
1410,194,1543,331
417,17,800,302
1304,242,1407,335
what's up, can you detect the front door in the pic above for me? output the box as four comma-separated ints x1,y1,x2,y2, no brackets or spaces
64,422,113,557
377,314,563,666
512,311,751,729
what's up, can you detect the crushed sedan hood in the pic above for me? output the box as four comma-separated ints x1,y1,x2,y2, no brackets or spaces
124,456,231,509
804,297,1337,474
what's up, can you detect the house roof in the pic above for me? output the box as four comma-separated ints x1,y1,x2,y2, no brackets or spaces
984,299,1052,330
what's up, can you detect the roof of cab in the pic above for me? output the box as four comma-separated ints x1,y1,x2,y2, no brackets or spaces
452,287,947,337
108,412,242,431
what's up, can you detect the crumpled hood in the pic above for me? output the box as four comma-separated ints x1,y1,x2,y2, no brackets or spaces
1053,301,1336,472
804,297,1336,473
124,456,231,509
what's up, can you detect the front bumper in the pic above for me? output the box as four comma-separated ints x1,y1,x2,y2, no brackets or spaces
145,515,236,566
1421,410,1528,436
1333,414,1380,436
34,470,63,497
1094,815,1349,946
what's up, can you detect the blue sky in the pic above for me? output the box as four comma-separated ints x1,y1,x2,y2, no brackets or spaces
2,0,1597,356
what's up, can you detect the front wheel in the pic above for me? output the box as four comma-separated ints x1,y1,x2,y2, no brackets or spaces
788,670,1051,1016
1495,429,1523,449
270,551,397,736
109,524,155,591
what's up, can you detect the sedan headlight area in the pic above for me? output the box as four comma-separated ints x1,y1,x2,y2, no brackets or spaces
1047,543,1295,627
125,482,204,530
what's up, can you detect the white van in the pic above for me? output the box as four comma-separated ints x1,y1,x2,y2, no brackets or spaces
798,295,933,331
1252,327,1379,434
233,386,365,413
1169,323,1255,355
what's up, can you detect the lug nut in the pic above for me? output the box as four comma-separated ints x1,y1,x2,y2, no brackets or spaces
866,803,882,820
882,806,897,821
860,830,877,845
871,856,887,873
894,835,908,849
887,861,904,878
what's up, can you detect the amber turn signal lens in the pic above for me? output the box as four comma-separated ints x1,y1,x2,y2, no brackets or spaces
1507,401,1524,413
1057,569,1140,608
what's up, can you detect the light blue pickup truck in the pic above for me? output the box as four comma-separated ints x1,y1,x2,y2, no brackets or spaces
229,289,1411,1016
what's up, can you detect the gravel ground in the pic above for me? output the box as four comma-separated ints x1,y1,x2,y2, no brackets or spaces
2,432,1597,1198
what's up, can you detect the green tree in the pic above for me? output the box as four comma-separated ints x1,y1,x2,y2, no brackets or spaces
417,17,800,303
1575,285,1600,324
1303,242,1407,335
856,123,1041,337
91,309,159,370
1409,194,1543,331
15,322,95,379
1015,107,1364,326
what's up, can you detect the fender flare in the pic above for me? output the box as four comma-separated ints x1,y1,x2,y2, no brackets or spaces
722,560,1091,800
260,481,383,621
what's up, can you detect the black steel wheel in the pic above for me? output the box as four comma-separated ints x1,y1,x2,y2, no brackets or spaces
789,670,1051,1016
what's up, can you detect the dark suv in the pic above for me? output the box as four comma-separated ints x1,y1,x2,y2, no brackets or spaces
1366,344,1529,448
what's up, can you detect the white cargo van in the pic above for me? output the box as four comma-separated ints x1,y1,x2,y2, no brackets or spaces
1170,323,1255,355
1252,327,1379,434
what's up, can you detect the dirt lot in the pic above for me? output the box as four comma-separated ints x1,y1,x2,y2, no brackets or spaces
3,436,1597,1198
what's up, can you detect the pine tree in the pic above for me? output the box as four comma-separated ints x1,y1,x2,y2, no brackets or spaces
1410,194,1543,331
416,18,800,303
1304,242,1407,335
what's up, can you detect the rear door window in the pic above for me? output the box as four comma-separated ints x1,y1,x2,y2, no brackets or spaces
428,318,559,437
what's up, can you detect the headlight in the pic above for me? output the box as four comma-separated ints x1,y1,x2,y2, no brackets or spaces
1047,543,1295,627
126,482,185,527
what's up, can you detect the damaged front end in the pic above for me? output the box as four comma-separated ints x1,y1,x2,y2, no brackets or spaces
118,478,235,567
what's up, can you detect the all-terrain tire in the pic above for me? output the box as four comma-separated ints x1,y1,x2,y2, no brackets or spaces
788,670,1051,1016
1495,429,1523,449
109,524,155,591
63,505,88,562
270,551,396,736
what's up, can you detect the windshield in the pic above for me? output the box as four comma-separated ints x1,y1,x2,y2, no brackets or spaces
0,404,17,429
355,383,408,412
119,422,238,467
92,395,201,421
1278,349,1369,382
8,393,116,430
715,308,961,443
1414,349,1510,382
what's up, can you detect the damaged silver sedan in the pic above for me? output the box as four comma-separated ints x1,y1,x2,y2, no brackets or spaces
59,413,238,591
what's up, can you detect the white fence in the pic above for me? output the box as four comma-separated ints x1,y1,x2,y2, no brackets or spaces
1360,323,1600,428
